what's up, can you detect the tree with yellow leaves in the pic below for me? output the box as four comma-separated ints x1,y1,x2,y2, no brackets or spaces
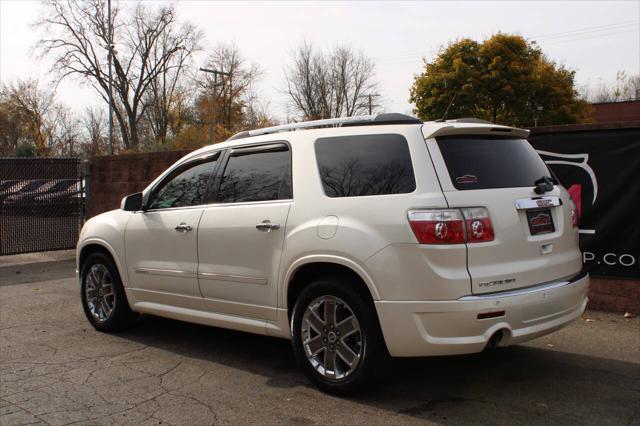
410,34,591,127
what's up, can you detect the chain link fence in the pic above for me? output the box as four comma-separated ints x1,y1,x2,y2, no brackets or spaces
0,158,85,256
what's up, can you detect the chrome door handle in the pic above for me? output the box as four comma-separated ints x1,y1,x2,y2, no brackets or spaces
256,220,280,232
175,223,193,232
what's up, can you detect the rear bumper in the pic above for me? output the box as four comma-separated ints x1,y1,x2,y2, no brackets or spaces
375,272,589,357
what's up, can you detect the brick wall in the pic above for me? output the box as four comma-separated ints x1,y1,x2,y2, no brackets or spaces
87,150,190,217
590,100,640,123
589,277,639,314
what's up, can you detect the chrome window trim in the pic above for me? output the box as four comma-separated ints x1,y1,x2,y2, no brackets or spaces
204,199,293,208
141,198,293,214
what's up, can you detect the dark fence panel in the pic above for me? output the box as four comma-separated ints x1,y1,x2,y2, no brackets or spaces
0,158,83,255
529,122,640,279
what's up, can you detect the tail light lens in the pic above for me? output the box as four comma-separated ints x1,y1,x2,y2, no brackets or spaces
461,207,494,242
408,207,494,244
408,209,465,244
569,197,579,228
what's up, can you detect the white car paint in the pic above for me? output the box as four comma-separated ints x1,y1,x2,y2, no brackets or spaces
77,119,588,356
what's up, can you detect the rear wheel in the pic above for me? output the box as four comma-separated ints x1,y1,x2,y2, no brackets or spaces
80,252,137,332
291,277,385,394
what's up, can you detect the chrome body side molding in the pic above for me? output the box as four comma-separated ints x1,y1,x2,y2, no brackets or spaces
135,268,197,278
198,272,268,285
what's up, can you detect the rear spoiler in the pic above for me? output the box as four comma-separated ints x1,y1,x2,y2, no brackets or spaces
425,125,530,139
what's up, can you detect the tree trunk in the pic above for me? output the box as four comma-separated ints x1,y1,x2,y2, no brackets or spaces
128,114,139,149
112,106,130,150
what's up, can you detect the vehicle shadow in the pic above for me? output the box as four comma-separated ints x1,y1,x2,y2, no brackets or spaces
117,314,640,424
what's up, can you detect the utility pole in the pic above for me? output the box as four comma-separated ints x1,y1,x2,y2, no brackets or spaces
107,0,113,155
199,68,230,144
366,93,380,115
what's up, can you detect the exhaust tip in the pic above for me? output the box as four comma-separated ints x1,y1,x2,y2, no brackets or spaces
485,329,508,350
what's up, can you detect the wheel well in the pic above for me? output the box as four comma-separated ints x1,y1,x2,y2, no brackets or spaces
78,244,115,272
286,262,375,318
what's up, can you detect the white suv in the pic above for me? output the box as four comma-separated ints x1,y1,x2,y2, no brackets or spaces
77,113,588,394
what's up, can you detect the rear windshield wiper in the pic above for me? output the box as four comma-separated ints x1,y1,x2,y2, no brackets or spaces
534,176,554,194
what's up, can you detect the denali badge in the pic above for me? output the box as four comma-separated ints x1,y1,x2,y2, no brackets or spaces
479,278,516,288
536,199,554,208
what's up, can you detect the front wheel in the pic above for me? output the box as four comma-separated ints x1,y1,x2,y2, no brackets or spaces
291,278,385,394
80,252,138,332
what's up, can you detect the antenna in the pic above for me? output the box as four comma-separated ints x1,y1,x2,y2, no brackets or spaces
439,92,458,122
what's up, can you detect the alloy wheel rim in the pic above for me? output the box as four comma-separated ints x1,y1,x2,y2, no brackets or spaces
85,264,115,323
301,295,363,381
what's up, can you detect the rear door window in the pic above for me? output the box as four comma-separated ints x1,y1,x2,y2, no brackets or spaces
436,136,555,190
217,144,292,203
315,134,416,197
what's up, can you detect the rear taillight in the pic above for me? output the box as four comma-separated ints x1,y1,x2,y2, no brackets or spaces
569,197,579,228
408,207,494,244
408,209,465,244
461,207,494,242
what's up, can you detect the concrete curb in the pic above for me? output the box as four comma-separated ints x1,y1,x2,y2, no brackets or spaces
0,249,75,268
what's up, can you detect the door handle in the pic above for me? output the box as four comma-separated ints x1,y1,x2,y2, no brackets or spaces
256,220,280,232
175,223,193,233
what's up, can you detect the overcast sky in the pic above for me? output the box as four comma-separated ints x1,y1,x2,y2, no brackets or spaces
1,0,638,121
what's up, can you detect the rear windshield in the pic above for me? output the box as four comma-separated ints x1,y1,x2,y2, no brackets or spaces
436,136,555,190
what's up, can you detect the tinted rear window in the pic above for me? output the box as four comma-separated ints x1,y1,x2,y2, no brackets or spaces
315,134,416,197
436,137,554,190
217,146,292,203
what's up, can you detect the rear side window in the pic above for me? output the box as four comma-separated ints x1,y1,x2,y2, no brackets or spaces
217,145,292,203
315,134,416,197
436,137,555,190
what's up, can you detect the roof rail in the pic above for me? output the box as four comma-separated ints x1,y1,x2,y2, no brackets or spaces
444,117,492,124
226,113,422,141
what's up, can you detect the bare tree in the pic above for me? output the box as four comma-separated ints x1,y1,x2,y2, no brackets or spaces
81,107,110,156
244,92,278,129
284,43,379,120
586,71,640,103
35,0,202,149
0,79,56,155
142,16,201,146
50,105,81,156
196,43,263,137
0,79,86,157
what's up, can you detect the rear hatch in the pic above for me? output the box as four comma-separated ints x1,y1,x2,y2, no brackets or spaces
430,135,582,295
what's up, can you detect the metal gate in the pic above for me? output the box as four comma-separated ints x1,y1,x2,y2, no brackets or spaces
0,158,85,256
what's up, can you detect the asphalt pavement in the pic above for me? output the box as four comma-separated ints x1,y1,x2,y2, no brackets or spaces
1,257,639,425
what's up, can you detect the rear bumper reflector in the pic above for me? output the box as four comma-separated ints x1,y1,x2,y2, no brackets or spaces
477,310,506,320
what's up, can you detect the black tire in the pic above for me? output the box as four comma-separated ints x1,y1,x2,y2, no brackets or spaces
80,252,138,332
291,276,386,395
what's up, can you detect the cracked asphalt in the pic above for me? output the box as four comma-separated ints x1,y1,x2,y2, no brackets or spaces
1,258,639,425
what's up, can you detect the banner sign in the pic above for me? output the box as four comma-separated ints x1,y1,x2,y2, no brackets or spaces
529,126,640,278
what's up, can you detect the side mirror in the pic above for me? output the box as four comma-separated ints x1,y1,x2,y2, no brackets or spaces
121,192,144,211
